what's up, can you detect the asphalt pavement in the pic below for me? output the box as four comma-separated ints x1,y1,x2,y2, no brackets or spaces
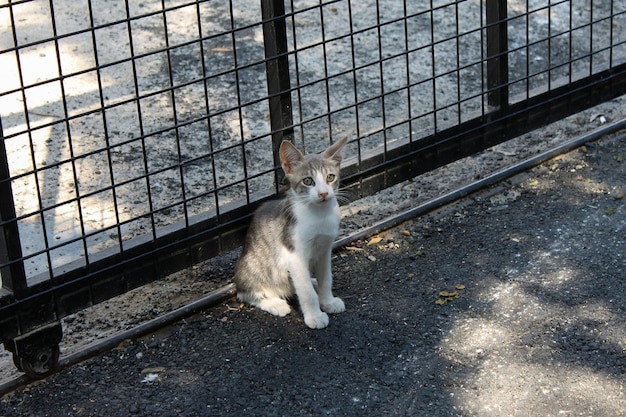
0,131,625,417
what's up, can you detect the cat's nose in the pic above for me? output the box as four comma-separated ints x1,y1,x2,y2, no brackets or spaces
318,192,328,200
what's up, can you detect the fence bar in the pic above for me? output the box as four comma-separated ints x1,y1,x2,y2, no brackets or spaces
0,126,26,296
261,0,294,187
486,0,509,109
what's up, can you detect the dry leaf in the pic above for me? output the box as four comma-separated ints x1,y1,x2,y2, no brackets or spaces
439,291,458,298
455,284,466,290
368,236,383,245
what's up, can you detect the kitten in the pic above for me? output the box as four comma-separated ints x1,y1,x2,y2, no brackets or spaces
234,137,348,329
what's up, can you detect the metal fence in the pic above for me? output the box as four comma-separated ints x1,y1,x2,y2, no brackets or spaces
1,0,625,376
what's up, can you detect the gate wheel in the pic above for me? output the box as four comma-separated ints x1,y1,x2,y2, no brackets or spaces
14,343,60,378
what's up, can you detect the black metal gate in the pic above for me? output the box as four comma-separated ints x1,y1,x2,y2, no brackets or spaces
1,0,625,377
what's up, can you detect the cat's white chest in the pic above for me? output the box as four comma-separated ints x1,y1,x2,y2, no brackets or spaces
294,201,340,238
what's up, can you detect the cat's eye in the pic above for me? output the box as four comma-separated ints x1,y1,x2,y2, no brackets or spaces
302,177,314,186
326,173,336,183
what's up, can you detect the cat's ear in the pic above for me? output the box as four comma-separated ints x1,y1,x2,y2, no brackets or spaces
323,137,348,164
279,140,304,174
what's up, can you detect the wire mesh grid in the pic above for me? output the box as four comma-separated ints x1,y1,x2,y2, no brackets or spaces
287,0,488,158
0,0,278,285
507,0,625,101
1,0,625,290
286,0,626,156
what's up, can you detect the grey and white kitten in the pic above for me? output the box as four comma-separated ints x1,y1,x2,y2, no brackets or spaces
234,137,348,329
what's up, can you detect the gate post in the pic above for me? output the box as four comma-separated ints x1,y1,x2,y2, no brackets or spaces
0,124,28,296
261,0,294,190
486,0,509,110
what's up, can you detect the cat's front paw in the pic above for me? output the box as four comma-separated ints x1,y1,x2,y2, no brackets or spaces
257,297,292,317
321,297,345,314
303,311,329,329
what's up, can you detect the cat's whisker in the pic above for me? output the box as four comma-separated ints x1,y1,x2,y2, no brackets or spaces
335,189,356,205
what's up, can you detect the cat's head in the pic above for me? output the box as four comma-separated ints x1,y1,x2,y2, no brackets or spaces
279,137,348,205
